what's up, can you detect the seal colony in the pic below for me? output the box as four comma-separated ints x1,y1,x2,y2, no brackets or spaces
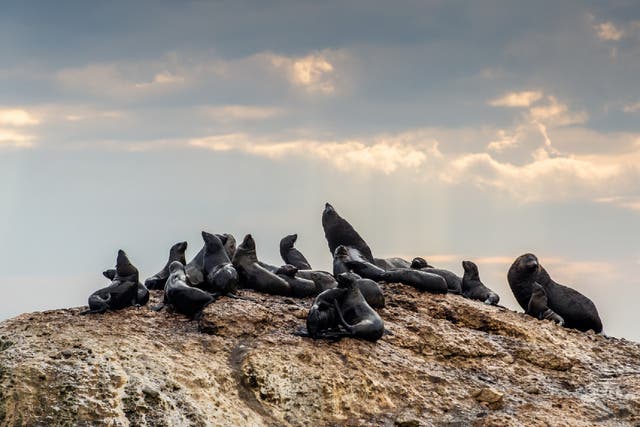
81,202,604,340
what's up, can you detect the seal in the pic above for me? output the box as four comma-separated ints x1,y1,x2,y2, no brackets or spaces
305,287,346,339
145,241,188,290
527,282,564,325
80,250,147,314
507,253,602,332
332,245,352,276
461,261,500,305
215,233,237,260
322,202,374,263
411,257,462,294
280,234,312,270
200,231,239,296
333,272,384,342
159,261,215,319
232,234,317,297
185,245,206,286
373,257,411,270
345,258,448,294
339,272,385,308
279,264,338,292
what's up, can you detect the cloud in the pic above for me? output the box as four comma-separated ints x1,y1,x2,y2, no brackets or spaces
203,105,284,122
189,132,434,174
134,71,185,88
0,109,39,126
268,51,340,94
595,196,640,212
622,102,640,113
594,21,624,41
528,96,587,127
488,91,543,108
0,128,35,148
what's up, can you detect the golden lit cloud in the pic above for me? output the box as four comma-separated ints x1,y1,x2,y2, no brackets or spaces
0,109,39,126
203,105,283,122
489,91,543,108
268,51,340,94
594,21,623,41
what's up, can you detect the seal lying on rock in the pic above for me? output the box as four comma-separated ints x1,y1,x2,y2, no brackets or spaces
199,231,239,296
156,261,215,319
345,258,448,294
80,250,148,314
216,233,236,260
410,257,462,294
322,202,374,263
373,257,411,270
280,234,312,270
527,283,564,325
508,253,602,333
461,261,499,305
145,241,188,290
306,288,345,339
232,234,318,297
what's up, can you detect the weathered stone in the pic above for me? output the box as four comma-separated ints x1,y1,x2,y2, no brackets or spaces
0,285,638,426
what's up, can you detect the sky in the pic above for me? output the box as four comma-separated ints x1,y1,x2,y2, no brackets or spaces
1,1,639,340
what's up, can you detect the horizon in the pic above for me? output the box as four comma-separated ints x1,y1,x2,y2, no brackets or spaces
1,1,639,341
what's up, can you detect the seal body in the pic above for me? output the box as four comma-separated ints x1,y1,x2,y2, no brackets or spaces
296,270,337,292
280,234,312,270
164,261,214,319
145,241,187,290
382,268,448,294
410,258,462,294
322,202,374,263
508,253,602,332
306,288,346,338
338,272,385,308
527,283,564,325
200,231,239,295
333,245,352,277
215,233,237,260
334,273,385,342
232,234,316,297
81,250,147,314
373,257,411,270
461,261,499,305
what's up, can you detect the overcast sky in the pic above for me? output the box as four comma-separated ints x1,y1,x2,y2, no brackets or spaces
1,1,639,340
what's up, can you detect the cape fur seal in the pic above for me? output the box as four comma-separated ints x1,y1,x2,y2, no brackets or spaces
80,250,147,314
215,233,237,260
410,257,462,294
280,234,312,270
160,261,215,319
333,272,384,342
338,272,385,308
145,241,188,290
461,261,499,305
345,258,447,294
322,202,374,263
507,253,602,333
373,257,411,270
306,288,345,339
200,231,239,296
527,282,564,325
232,234,317,297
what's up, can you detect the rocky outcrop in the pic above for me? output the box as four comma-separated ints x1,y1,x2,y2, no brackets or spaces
1,284,639,426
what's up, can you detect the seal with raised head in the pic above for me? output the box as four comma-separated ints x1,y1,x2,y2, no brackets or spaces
507,253,602,333
338,272,385,308
411,257,462,294
333,272,385,342
527,282,564,325
158,261,215,319
280,233,312,270
215,233,237,260
322,202,374,263
461,261,499,305
232,234,315,297
145,241,188,290
274,264,318,297
333,245,352,277
80,250,146,315
200,231,239,296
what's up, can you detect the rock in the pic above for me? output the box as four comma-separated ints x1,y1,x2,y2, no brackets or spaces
472,387,505,410
0,285,639,426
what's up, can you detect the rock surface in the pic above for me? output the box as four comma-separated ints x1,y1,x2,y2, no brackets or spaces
1,283,639,426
